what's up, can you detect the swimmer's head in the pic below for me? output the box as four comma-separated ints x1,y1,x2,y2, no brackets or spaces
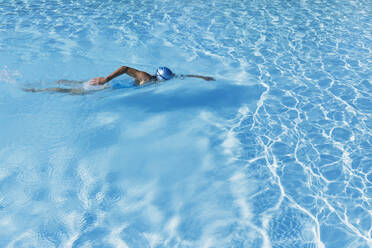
156,67,174,81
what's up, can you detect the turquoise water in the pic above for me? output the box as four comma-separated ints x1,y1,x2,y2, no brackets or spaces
0,0,371,247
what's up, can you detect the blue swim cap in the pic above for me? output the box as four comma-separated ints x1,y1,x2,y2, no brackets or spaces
156,67,174,81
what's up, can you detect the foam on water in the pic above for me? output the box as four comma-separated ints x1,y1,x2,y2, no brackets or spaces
0,0,371,247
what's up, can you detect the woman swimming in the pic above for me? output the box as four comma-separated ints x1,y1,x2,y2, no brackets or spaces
24,65,215,94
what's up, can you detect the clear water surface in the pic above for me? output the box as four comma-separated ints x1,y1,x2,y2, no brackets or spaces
0,0,371,247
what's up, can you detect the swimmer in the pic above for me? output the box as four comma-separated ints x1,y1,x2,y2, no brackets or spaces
24,66,215,94
90,65,215,86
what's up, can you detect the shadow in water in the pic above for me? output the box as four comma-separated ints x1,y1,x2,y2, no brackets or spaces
107,82,265,113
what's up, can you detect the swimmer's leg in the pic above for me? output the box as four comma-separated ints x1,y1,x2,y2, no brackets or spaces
54,80,85,86
23,87,87,95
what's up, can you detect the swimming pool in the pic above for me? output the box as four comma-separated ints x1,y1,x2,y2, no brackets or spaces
0,0,371,247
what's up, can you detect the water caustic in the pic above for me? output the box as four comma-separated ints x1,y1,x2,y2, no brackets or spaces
0,0,371,247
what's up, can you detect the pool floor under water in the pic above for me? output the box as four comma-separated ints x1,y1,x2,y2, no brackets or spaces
0,0,371,247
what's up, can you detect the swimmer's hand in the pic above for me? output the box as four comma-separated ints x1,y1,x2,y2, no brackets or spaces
202,76,215,81
89,77,107,85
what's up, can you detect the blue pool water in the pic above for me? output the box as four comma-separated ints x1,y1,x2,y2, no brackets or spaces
1,0,371,247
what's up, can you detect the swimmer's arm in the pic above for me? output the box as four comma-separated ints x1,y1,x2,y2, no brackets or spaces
89,66,152,85
182,74,215,81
